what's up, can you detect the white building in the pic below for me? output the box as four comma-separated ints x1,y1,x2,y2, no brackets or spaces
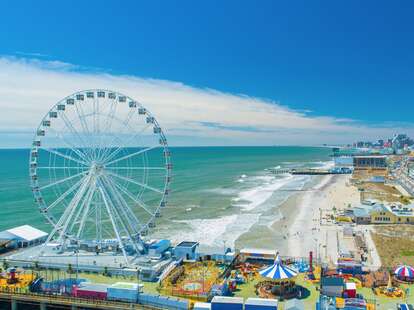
0,225,48,248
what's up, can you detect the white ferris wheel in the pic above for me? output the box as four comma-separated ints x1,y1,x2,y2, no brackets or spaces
29,89,171,262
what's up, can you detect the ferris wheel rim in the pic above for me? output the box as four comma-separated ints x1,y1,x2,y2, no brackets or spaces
29,89,172,249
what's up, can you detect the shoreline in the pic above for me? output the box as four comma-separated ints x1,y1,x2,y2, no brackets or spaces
234,174,331,254
236,173,361,262
283,173,361,262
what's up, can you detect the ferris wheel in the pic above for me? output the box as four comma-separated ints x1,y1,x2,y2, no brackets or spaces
29,89,171,262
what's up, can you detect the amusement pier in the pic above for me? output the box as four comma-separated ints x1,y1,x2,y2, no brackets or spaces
0,90,414,309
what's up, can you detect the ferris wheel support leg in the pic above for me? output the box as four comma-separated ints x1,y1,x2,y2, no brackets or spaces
104,175,143,230
98,185,129,265
55,175,93,246
104,188,140,255
43,175,91,251
73,181,97,240
101,176,143,254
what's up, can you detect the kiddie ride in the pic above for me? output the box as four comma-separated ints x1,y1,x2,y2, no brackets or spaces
374,276,405,299
0,268,35,290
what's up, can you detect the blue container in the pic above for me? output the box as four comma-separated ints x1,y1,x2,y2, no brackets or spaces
211,296,243,310
138,293,189,309
107,282,141,302
245,298,278,310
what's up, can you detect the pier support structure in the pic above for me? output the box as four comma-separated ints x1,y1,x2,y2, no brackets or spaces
11,299,17,310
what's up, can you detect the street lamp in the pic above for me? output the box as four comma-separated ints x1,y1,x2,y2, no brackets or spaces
313,238,318,264
75,242,79,282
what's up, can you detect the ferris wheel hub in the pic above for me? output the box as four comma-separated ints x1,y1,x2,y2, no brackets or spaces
90,163,104,175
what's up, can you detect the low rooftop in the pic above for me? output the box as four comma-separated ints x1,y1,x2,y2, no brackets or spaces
176,241,199,248
0,225,48,242
321,277,344,287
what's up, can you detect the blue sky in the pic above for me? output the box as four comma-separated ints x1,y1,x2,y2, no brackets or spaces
0,1,413,146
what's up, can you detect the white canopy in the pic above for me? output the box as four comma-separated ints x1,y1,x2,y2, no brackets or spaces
0,225,47,242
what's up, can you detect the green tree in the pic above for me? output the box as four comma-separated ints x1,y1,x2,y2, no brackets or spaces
2,260,9,271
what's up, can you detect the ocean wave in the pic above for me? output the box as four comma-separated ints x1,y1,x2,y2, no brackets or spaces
171,214,259,249
203,187,238,195
310,160,334,169
232,174,295,211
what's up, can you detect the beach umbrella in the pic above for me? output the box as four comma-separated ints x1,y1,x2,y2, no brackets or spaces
394,265,414,279
259,255,298,280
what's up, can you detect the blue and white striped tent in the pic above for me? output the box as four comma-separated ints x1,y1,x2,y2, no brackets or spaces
259,255,298,280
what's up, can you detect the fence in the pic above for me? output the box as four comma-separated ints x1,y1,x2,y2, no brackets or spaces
0,287,160,309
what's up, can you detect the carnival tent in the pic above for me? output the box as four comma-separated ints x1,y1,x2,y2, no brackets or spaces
394,265,414,279
259,255,298,280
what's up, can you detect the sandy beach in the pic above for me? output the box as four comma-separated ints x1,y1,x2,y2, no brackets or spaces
273,174,360,261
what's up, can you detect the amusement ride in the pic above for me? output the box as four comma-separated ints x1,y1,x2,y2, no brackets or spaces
29,89,171,264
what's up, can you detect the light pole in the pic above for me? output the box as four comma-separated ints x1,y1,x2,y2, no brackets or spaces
75,242,79,282
136,268,141,291
313,238,318,265
223,240,227,262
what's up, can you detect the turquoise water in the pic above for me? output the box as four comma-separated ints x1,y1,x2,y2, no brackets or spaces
0,146,331,249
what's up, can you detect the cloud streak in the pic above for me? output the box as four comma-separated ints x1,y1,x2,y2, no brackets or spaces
0,56,412,147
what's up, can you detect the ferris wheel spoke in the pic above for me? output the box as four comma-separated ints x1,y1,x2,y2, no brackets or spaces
109,107,136,149
104,146,158,166
37,166,88,170
98,184,129,263
43,173,91,246
44,177,86,211
74,181,97,239
106,170,164,194
95,195,104,242
47,126,91,163
105,166,166,170
56,174,93,242
108,176,156,217
102,175,142,222
104,175,149,222
95,96,103,159
98,97,119,159
74,101,96,160
40,147,89,166
39,170,88,191
102,97,118,136
101,176,142,242
59,112,94,161
99,122,151,163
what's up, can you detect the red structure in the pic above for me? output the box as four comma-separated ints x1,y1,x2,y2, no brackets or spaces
72,284,108,300
7,268,18,284
345,282,357,298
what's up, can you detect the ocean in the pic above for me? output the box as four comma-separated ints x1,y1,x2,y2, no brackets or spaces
0,146,332,251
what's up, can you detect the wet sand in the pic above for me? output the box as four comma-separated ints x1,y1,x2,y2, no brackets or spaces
235,175,328,252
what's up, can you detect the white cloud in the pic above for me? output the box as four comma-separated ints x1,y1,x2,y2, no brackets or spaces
0,56,412,147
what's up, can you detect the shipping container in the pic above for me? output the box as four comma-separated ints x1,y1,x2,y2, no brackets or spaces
107,282,142,302
211,296,243,310
245,297,278,310
72,283,108,300
138,293,189,309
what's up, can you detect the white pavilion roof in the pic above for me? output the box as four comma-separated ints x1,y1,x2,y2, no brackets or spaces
3,225,48,242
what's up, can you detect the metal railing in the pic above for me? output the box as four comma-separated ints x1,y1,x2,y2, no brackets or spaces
0,287,160,309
